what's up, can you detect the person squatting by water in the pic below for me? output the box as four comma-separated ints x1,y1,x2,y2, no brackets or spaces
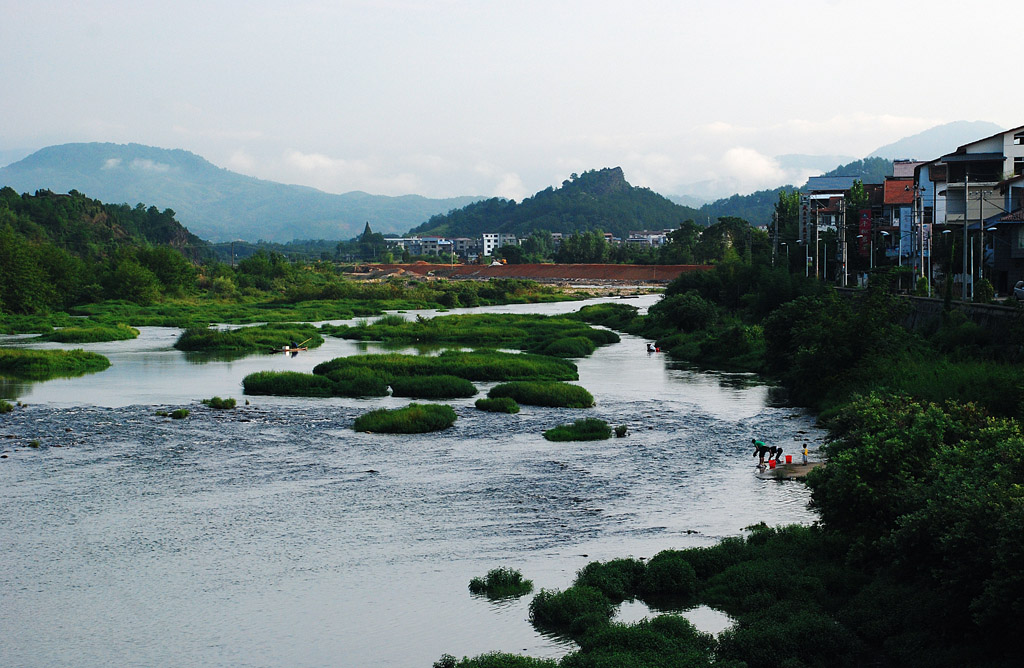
752,439,769,468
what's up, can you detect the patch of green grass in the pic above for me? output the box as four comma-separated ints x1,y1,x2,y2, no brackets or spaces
353,403,457,433
201,396,237,409
543,418,611,441
389,374,477,399
0,313,90,334
170,408,189,419
475,397,520,414
0,399,14,413
36,323,139,343
488,381,594,408
0,348,111,380
469,567,534,599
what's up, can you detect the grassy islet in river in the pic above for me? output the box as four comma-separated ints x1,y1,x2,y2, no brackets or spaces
325,312,619,358
353,403,457,434
488,381,594,408
542,418,611,441
175,323,324,353
0,348,111,380
468,567,534,599
474,397,520,413
36,322,139,343
389,374,477,399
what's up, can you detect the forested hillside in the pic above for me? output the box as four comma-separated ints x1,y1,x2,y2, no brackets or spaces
0,188,204,313
410,167,703,239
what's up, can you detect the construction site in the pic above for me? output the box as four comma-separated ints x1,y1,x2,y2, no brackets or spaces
350,262,711,294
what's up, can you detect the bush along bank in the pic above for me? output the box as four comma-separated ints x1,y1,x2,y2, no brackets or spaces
436,258,1024,667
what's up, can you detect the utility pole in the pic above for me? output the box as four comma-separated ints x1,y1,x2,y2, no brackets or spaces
772,212,778,267
963,173,970,301
839,199,848,287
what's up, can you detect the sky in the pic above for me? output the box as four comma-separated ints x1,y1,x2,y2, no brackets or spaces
1,0,1020,202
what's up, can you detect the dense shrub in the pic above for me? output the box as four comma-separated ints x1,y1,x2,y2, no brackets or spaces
489,382,594,408
389,374,477,399
646,291,718,334
469,567,534,599
543,418,611,441
528,585,615,636
353,403,457,433
0,399,13,413
574,558,646,602
561,616,716,668
170,408,189,419
637,550,698,600
475,397,520,413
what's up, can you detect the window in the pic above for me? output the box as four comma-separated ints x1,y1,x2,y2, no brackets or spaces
1015,156,1024,176
1015,132,1024,145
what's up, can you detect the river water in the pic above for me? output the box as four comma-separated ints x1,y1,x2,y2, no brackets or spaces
0,296,823,667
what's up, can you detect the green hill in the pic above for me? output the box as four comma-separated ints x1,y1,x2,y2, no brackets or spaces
410,167,702,239
0,187,204,313
0,143,482,242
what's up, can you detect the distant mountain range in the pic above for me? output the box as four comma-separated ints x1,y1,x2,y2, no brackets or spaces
0,143,481,242
868,120,1004,160
0,121,1007,243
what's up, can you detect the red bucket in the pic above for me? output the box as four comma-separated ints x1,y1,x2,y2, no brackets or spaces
768,460,777,469
785,455,792,464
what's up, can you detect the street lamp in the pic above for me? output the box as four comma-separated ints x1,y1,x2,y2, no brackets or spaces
780,242,789,266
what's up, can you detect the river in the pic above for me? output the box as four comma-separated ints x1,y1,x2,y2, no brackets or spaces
0,296,823,667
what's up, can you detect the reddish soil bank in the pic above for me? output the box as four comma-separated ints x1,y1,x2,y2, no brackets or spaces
355,263,711,284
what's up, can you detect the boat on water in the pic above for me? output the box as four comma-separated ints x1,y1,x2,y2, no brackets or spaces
269,346,308,354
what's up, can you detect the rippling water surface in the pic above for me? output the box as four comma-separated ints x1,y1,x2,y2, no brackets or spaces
0,297,824,667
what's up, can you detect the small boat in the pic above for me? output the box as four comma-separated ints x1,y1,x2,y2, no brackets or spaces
269,346,308,354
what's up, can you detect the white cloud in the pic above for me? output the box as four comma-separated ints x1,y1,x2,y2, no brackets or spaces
130,158,171,173
493,173,527,200
102,158,121,169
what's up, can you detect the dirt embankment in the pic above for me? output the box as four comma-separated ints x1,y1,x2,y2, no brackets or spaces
353,263,711,285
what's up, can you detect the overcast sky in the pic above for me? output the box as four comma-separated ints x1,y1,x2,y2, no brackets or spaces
1,0,1019,201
